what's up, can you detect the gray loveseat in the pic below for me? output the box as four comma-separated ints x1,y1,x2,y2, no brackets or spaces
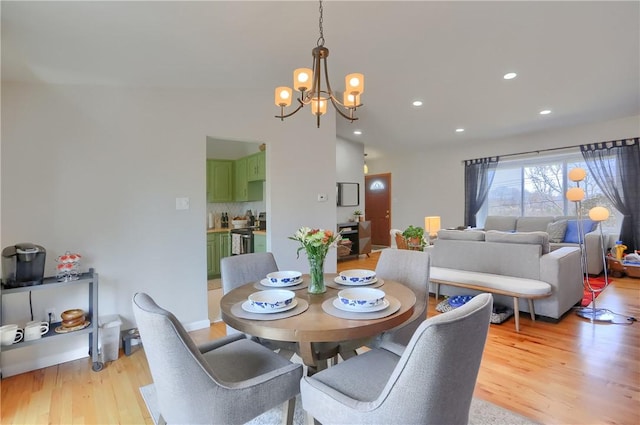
483,215,604,275
430,229,583,325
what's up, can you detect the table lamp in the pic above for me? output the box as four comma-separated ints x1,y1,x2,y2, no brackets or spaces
424,216,441,246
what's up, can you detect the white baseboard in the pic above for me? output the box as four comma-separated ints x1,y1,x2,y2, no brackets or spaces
1,346,89,378
183,319,210,332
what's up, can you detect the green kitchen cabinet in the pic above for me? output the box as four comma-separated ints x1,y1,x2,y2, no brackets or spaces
207,232,231,279
247,151,266,182
219,232,230,259
234,157,263,202
206,233,217,279
234,157,249,201
254,233,266,253
207,160,233,203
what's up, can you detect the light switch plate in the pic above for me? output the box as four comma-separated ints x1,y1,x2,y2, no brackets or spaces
176,197,190,210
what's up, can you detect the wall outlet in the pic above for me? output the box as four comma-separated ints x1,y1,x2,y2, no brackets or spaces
45,308,57,323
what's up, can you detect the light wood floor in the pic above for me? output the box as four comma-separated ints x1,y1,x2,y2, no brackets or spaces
2,251,639,424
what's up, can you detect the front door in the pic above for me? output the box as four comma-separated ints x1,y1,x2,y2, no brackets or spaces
365,173,392,246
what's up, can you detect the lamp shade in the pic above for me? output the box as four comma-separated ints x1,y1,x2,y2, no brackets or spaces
424,216,441,236
566,187,585,202
343,91,360,108
345,73,364,95
311,97,327,116
275,87,293,107
293,68,313,92
568,167,587,182
589,206,610,222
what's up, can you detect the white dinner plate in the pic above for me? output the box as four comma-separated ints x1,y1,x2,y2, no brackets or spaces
333,297,390,313
333,276,378,286
241,298,298,314
260,277,303,287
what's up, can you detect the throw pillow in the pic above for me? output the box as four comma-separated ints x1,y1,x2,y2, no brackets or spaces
547,220,568,243
564,219,596,243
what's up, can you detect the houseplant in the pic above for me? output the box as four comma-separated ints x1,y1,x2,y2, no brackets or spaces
290,227,342,294
402,225,425,248
353,210,363,222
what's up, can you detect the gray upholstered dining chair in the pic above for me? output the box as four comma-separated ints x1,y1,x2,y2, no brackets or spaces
372,248,431,347
300,293,493,425
336,248,431,359
221,252,339,366
220,252,280,336
220,252,298,357
132,292,303,425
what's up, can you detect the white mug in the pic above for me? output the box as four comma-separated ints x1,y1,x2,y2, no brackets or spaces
24,321,49,341
0,324,24,345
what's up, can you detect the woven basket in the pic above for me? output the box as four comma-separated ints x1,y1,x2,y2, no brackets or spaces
625,264,640,278
337,241,352,257
337,245,351,257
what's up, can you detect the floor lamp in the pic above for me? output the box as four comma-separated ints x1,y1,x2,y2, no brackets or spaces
575,206,614,322
566,168,589,285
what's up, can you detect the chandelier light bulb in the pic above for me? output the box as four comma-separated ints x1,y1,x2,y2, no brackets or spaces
346,73,364,94
566,187,585,202
294,68,313,92
311,97,328,116
344,91,360,108
588,206,610,222
568,167,587,182
274,87,292,107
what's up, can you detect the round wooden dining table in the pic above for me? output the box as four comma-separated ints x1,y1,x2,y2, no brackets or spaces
220,273,416,371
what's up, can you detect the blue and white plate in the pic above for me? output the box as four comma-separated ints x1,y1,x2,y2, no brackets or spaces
333,276,377,286
333,298,390,313
260,277,303,287
241,298,298,314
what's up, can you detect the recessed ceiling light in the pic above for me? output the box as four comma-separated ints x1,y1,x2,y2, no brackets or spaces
456,128,465,133
539,109,552,115
412,100,423,107
503,72,517,80
353,130,362,135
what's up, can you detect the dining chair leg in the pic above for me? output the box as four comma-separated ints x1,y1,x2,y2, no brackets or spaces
282,397,296,425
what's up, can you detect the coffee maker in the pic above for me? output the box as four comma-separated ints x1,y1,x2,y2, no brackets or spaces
257,212,267,230
2,243,46,288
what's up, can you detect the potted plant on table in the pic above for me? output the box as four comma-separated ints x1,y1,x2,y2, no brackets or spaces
402,225,425,249
353,210,363,222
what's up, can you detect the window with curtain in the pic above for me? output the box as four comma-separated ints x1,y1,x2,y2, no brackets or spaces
480,151,620,230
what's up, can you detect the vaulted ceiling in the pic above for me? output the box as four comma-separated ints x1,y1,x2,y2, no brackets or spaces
2,1,639,157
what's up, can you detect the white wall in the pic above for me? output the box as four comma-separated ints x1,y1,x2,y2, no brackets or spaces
1,82,337,375
369,114,640,232
336,138,365,223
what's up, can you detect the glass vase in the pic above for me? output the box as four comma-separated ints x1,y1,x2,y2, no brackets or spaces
307,254,326,294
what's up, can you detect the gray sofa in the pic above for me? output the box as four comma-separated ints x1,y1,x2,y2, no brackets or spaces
430,229,583,321
483,215,604,275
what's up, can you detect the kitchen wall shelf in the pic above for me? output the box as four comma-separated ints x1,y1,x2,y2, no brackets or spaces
0,269,102,373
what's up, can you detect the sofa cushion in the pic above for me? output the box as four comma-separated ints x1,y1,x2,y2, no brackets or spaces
484,216,517,232
437,229,485,241
485,230,550,254
564,219,597,243
430,267,552,296
546,219,568,243
516,216,555,233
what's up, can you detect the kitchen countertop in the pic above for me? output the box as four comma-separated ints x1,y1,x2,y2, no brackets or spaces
207,228,230,234
207,228,267,235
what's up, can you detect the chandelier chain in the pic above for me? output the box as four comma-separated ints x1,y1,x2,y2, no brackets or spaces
317,0,324,47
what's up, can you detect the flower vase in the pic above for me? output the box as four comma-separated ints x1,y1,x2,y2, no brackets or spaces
307,255,326,294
